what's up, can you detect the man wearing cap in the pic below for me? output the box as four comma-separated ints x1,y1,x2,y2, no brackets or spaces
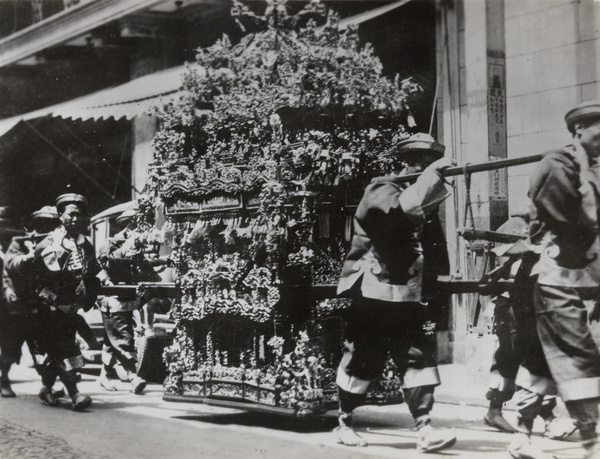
334,133,456,453
96,208,146,394
0,206,64,400
482,216,577,440
507,101,600,459
34,193,109,411
0,206,16,397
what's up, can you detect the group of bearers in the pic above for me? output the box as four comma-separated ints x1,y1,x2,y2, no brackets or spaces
0,193,149,411
332,100,600,459
1,100,600,458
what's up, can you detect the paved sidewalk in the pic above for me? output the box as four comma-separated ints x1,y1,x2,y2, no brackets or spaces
435,363,571,417
2,363,592,459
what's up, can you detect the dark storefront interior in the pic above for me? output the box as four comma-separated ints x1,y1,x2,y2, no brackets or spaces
0,0,436,225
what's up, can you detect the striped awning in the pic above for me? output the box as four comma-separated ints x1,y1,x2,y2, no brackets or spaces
0,64,203,137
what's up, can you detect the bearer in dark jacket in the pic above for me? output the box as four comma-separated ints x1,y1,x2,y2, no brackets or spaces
334,133,456,453
0,206,63,400
96,208,147,394
508,101,600,459
34,193,109,411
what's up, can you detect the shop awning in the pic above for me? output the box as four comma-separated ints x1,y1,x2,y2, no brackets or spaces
0,64,204,137
0,0,413,138
317,0,412,32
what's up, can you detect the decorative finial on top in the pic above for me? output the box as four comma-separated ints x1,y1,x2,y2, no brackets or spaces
231,0,326,33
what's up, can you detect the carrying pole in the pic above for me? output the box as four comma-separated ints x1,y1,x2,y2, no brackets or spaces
388,153,544,184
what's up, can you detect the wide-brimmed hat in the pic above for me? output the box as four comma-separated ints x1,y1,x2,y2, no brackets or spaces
492,216,530,257
116,208,137,224
396,133,445,160
31,206,59,221
55,193,88,213
565,100,600,134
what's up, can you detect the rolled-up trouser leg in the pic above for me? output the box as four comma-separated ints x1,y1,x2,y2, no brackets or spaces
338,387,367,414
101,314,117,372
539,395,558,420
336,340,380,402
0,361,11,387
59,370,80,398
533,285,600,402
102,311,137,374
335,298,389,399
488,315,518,407
38,358,59,388
514,362,558,435
490,297,520,389
565,398,599,447
40,310,84,395
514,387,545,434
0,314,31,368
532,284,600,445
393,306,441,429
404,385,435,429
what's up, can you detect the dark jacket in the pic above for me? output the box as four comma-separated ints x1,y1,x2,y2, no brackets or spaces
337,167,450,303
35,227,107,312
528,146,600,293
2,234,45,314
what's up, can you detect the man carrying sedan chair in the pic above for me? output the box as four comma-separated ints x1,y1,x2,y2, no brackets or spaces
34,193,110,411
334,133,457,454
0,206,68,403
96,208,146,395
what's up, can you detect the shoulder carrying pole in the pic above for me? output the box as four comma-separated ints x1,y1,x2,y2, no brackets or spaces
390,153,544,184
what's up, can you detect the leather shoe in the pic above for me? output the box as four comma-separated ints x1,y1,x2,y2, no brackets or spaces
39,387,60,407
484,412,515,433
71,393,92,411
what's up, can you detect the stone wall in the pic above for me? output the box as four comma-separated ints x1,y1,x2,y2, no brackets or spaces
505,0,600,212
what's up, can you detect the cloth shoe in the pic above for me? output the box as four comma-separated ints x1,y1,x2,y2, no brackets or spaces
543,417,578,440
334,412,367,447
583,441,599,459
484,409,515,433
71,393,92,411
508,434,556,459
334,426,368,447
98,374,117,391
416,425,456,453
0,369,15,397
38,387,60,407
1,382,16,398
131,376,146,395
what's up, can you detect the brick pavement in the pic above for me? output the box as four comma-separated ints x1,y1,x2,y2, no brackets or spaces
0,419,107,459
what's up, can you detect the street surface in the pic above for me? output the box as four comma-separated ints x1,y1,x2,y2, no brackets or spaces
0,363,594,459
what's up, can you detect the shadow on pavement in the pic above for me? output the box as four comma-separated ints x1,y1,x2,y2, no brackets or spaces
172,411,339,433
